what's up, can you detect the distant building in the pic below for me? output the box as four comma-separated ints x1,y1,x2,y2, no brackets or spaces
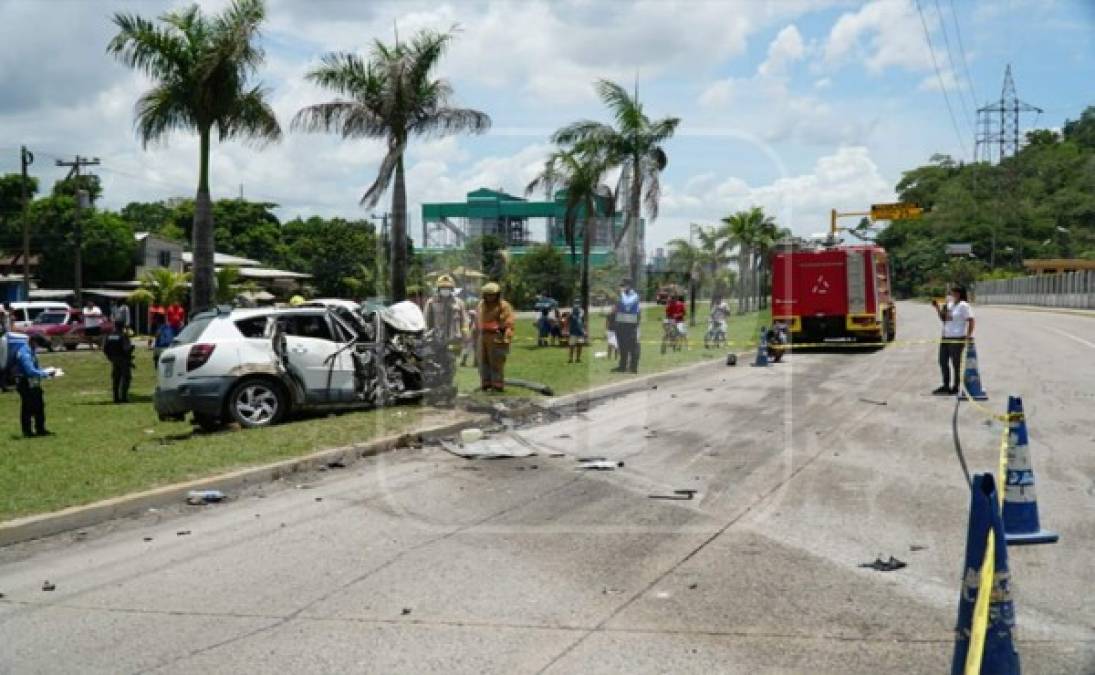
1023,258,1095,275
420,187,644,270
134,232,185,277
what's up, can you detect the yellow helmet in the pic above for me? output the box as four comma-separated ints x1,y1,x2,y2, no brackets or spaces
289,295,305,307
481,282,501,295
437,274,455,289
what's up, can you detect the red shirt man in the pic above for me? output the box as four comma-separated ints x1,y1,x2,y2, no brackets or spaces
665,297,686,323
166,303,186,329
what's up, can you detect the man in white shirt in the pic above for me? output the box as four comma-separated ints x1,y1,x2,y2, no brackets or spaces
83,299,104,347
931,285,975,395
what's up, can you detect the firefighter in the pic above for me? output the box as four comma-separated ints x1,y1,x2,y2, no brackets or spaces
103,323,135,403
476,282,515,392
424,275,467,345
612,278,642,373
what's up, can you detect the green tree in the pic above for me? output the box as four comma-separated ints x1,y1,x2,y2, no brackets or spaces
279,216,379,298
108,0,282,313
552,79,679,286
0,173,38,253
214,266,242,304
504,244,575,310
527,147,613,315
293,27,490,302
719,208,775,314
52,174,103,203
23,195,135,288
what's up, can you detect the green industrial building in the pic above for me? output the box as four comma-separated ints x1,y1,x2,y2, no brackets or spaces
420,188,643,269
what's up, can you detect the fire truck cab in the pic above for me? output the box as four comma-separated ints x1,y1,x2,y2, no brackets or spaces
771,243,895,344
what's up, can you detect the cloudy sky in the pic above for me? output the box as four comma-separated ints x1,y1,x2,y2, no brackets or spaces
1,0,1092,253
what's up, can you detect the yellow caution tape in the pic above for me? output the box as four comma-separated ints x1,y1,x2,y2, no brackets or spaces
963,423,1012,674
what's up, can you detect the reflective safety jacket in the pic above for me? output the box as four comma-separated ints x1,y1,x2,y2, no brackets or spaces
615,290,641,325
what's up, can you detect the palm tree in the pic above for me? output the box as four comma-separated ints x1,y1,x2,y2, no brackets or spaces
108,0,282,314
214,266,242,304
293,28,490,302
751,219,791,310
526,148,613,316
720,209,759,314
129,268,190,307
552,79,679,287
668,226,728,324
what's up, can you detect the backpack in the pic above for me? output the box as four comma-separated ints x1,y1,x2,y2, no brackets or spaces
1,332,29,383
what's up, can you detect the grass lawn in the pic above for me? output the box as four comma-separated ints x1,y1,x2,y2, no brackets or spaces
0,348,429,521
1,305,767,521
453,306,769,397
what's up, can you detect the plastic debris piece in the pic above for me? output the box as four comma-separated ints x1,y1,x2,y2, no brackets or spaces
176,530,191,536
42,581,56,591
401,607,412,616
858,397,888,406
186,490,225,505
577,460,623,471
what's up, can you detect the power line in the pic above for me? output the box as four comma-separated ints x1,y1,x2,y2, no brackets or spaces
947,0,979,108
933,0,975,134
915,0,969,159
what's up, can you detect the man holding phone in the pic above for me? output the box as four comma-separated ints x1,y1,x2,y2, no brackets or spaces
931,285,975,395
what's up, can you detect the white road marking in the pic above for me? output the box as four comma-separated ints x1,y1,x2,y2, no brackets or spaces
1048,326,1095,350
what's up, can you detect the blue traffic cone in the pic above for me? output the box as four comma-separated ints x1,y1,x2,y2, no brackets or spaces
1002,395,1059,545
751,326,769,367
951,473,1020,675
958,340,989,401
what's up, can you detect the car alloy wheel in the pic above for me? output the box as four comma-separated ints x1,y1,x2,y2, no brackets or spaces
232,381,281,427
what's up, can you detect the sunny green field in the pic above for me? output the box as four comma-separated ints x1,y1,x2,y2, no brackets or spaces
1,305,767,520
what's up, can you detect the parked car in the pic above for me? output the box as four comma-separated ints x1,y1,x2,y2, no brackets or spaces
24,309,114,351
154,302,451,431
7,301,71,331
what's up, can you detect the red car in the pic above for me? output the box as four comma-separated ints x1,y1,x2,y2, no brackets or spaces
24,309,115,351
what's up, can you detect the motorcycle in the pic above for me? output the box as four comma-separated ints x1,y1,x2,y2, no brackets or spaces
766,322,790,363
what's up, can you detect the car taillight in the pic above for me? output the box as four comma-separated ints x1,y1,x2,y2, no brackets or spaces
187,343,216,372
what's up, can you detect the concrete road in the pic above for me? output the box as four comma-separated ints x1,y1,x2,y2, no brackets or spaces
1,301,1092,674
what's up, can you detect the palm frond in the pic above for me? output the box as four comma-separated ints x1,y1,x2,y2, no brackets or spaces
360,144,403,207
107,12,190,79
415,107,491,137
595,79,643,133
304,52,373,98
134,83,195,147
551,120,615,146
218,84,282,144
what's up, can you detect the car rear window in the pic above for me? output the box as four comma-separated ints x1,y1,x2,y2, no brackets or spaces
172,316,214,345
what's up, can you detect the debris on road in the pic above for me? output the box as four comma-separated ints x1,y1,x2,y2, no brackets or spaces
314,497,324,502
577,460,624,471
325,460,347,469
859,556,907,572
909,544,928,552
143,537,153,542
186,490,225,505
688,582,699,590
41,581,56,592
460,428,484,444
176,530,191,537
401,607,412,616
858,397,888,406
440,437,536,459
726,354,737,366
648,489,698,501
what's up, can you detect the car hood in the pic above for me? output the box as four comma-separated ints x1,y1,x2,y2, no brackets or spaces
379,301,426,332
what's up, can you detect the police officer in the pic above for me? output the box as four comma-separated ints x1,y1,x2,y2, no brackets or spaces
612,278,642,373
3,331,57,437
476,282,515,392
103,323,135,403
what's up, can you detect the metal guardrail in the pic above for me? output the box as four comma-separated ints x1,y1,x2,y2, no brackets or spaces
975,270,1095,309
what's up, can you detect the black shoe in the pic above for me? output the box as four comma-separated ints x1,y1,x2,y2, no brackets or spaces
610,367,625,373
932,386,951,395
949,386,960,395
22,432,35,439
35,430,54,436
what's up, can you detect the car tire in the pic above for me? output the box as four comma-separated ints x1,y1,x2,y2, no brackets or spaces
227,378,287,428
64,342,78,351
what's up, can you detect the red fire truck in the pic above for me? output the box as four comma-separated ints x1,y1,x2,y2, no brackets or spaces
771,242,896,343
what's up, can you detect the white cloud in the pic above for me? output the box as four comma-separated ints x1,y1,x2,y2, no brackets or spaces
758,25,806,77
656,146,893,243
823,0,936,74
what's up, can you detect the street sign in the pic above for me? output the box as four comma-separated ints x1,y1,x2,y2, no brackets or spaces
945,243,973,256
870,202,923,221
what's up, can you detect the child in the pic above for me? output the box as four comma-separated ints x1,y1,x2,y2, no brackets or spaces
567,302,586,364
605,309,618,361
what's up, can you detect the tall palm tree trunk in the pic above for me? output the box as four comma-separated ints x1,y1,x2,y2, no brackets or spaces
627,170,642,288
191,128,215,314
580,214,593,317
737,250,748,315
391,153,408,301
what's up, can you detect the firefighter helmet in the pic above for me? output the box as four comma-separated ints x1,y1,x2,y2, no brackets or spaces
436,274,455,289
481,282,501,295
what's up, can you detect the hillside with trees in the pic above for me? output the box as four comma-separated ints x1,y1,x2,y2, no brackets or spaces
875,106,1095,297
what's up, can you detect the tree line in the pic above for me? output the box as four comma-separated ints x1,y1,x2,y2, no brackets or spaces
875,106,1095,297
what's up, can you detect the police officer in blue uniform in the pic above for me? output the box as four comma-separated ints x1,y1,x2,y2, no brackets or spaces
3,331,57,437
611,278,642,373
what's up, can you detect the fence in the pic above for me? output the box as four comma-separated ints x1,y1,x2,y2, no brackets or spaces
975,271,1095,309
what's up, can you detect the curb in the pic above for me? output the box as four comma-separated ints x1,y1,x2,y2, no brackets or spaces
0,413,488,548
979,304,1095,319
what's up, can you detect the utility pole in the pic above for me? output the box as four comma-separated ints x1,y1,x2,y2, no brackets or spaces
19,146,34,298
55,155,100,304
